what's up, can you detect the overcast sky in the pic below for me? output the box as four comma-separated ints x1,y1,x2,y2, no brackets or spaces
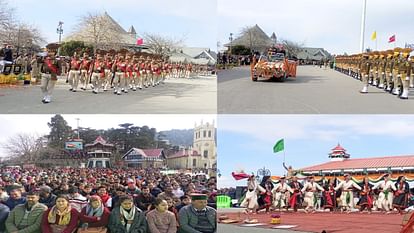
218,0,414,55
0,114,216,157
10,0,217,50
218,115,414,188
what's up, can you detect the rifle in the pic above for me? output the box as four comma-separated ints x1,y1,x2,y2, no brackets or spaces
88,58,95,84
66,60,71,83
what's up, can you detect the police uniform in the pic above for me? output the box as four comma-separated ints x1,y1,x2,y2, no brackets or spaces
90,51,106,94
359,54,371,93
80,51,92,90
399,48,412,99
68,51,81,92
112,50,127,95
392,48,403,95
39,43,61,103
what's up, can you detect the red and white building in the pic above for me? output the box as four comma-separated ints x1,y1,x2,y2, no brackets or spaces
300,144,414,182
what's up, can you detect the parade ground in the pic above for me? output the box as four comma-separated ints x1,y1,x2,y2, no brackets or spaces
218,208,405,233
218,66,414,114
0,75,216,113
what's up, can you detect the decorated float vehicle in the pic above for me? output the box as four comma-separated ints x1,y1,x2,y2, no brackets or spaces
250,47,297,82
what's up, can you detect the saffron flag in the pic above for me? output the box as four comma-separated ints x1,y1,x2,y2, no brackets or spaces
136,38,143,45
231,172,250,180
388,35,396,43
273,139,284,153
371,31,377,41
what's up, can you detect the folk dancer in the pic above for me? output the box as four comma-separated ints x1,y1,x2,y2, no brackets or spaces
321,178,337,212
392,176,410,214
288,176,303,212
301,176,324,213
271,176,293,211
357,177,373,213
39,43,61,104
372,174,397,214
334,174,361,212
256,176,273,213
240,175,265,214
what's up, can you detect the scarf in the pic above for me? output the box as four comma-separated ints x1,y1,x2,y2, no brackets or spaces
120,207,136,232
82,203,104,228
100,194,110,205
48,205,71,226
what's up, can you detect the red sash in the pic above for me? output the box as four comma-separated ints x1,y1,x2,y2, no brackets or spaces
45,58,58,74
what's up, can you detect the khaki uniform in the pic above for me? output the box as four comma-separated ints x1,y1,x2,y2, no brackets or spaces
39,55,61,103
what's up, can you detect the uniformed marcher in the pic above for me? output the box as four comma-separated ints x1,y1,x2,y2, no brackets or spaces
39,43,62,104
67,51,81,92
90,50,106,94
359,53,371,93
398,48,412,99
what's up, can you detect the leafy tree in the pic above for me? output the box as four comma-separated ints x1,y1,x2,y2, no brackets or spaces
60,40,93,57
47,114,73,148
232,45,251,55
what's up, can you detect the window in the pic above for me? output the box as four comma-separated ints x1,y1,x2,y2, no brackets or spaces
105,161,110,168
203,150,208,158
96,161,103,168
208,131,211,137
203,131,206,137
87,161,93,168
193,159,197,167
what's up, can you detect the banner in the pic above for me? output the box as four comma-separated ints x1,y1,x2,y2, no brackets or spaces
65,141,83,150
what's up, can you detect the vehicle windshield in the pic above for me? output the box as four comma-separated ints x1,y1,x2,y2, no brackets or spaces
268,53,285,62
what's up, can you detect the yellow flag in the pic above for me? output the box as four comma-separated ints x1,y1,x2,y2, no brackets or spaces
371,31,377,41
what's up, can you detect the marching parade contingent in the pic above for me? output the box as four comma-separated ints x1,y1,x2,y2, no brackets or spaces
335,48,414,99
238,173,410,215
0,167,217,233
34,43,212,104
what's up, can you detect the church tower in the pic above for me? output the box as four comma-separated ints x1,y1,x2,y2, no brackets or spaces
193,120,216,169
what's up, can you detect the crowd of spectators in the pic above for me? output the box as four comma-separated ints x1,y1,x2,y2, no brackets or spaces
0,167,217,233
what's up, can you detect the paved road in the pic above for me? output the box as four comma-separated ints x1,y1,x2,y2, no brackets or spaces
218,66,414,114
0,76,216,114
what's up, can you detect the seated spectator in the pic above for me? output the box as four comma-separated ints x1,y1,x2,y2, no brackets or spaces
68,186,88,212
97,186,112,209
158,185,175,200
178,194,216,233
108,195,147,233
4,186,26,210
172,182,184,198
134,186,155,212
0,187,8,202
39,186,57,208
41,195,80,233
0,203,9,233
125,179,141,197
176,195,191,212
79,195,110,231
5,190,47,233
146,198,177,233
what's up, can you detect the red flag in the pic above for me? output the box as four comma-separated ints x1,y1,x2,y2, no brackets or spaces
231,172,250,180
388,35,395,43
136,38,143,45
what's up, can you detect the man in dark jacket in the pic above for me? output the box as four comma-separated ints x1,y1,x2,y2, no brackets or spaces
38,185,56,208
134,186,155,211
4,187,26,210
0,203,9,233
178,194,216,233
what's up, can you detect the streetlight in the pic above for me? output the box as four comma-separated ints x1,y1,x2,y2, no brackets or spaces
229,33,233,55
75,118,80,139
56,21,64,55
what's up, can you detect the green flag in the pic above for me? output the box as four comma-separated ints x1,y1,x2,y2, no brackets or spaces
273,139,284,153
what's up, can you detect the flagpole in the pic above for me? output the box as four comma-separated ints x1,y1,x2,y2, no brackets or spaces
360,0,367,53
